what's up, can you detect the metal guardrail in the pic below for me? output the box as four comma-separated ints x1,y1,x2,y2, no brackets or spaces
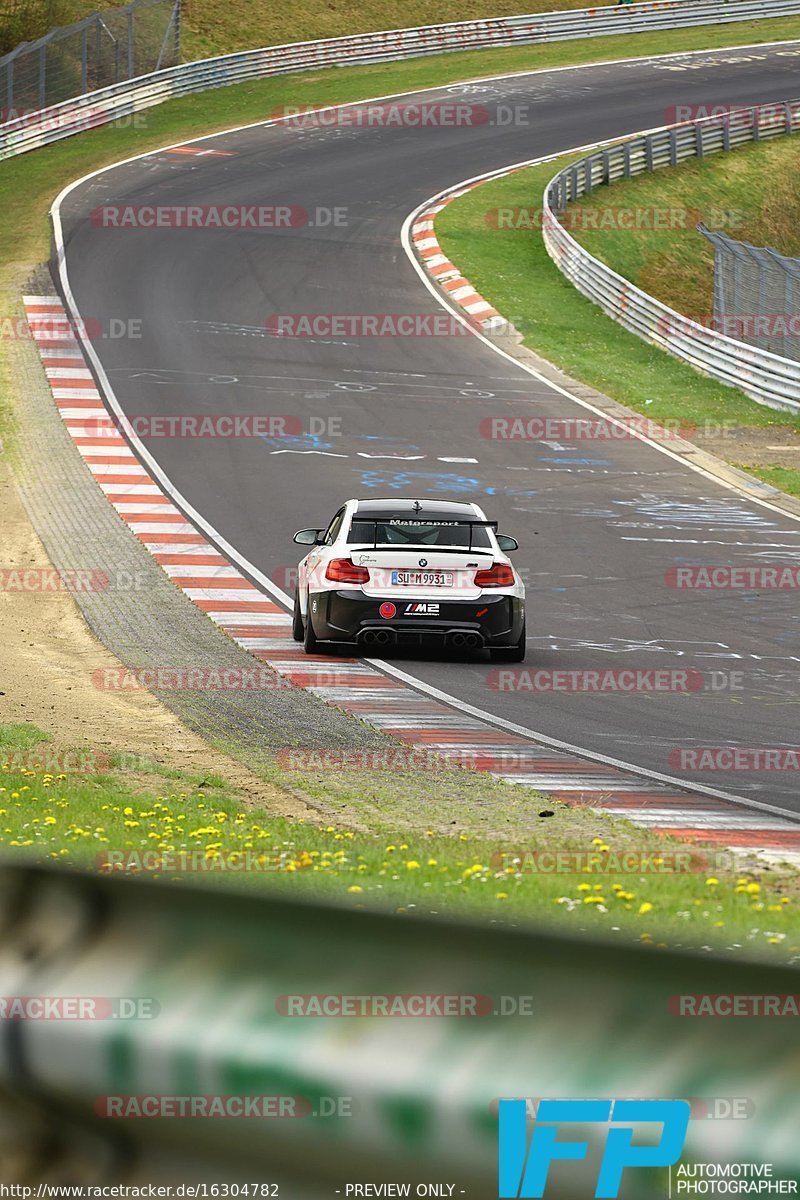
2,0,800,162
542,100,800,413
1,862,800,1188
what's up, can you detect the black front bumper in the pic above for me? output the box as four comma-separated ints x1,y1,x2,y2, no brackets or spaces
307,589,524,648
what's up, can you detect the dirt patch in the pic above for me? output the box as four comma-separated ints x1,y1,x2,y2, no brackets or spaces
691,423,800,471
0,464,311,817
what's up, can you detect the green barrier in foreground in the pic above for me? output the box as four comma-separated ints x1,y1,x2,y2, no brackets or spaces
0,863,796,1196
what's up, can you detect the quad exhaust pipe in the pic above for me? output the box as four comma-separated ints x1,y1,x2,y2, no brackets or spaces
359,628,483,650
361,628,395,647
447,631,483,650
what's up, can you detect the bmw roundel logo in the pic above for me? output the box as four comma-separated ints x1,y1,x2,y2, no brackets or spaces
419,558,428,567
379,602,397,619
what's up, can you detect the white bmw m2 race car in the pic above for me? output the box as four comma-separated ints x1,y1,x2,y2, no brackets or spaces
292,498,526,660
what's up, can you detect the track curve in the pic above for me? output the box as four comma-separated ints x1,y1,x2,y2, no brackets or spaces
54,41,800,810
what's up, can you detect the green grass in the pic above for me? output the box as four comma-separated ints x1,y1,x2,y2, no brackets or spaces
561,134,800,497
437,158,800,432
569,136,800,320
745,464,800,496
0,0,611,61
2,0,791,62
180,0,613,61
2,722,800,960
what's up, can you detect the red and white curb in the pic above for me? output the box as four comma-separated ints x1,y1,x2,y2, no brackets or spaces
410,179,519,336
24,295,800,862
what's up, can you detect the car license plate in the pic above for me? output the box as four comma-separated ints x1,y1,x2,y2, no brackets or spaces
391,570,453,587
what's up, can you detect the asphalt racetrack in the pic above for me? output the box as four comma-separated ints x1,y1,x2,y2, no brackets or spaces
55,41,800,809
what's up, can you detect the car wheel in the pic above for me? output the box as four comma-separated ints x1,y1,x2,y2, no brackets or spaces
490,621,526,663
292,592,304,642
303,602,320,654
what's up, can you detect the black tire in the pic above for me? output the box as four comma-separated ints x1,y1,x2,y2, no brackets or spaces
490,621,526,663
292,592,304,642
303,601,319,654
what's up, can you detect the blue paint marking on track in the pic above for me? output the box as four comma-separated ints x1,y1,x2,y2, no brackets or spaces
259,433,335,451
540,457,612,466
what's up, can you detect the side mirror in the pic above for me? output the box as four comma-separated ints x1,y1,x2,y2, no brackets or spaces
293,528,323,546
496,534,519,552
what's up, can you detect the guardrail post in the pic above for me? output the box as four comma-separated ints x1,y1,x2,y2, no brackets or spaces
623,142,631,178
127,8,134,79
645,135,654,171
669,127,678,166
38,43,46,109
81,25,88,93
752,106,760,141
722,119,731,152
584,157,593,195
174,0,182,63
695,122,704,157
601,148,610,185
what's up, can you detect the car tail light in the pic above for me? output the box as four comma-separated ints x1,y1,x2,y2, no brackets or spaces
474,562,515,588
326,558,370,584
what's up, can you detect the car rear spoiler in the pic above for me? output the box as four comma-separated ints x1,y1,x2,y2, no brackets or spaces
352,518,499,552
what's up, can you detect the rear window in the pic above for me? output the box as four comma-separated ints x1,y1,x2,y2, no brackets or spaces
347,516,492,549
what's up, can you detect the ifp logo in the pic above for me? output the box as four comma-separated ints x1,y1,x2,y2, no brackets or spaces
498,1099,689,1198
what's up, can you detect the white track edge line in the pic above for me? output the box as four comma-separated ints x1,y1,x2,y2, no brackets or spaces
49,42,800,827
